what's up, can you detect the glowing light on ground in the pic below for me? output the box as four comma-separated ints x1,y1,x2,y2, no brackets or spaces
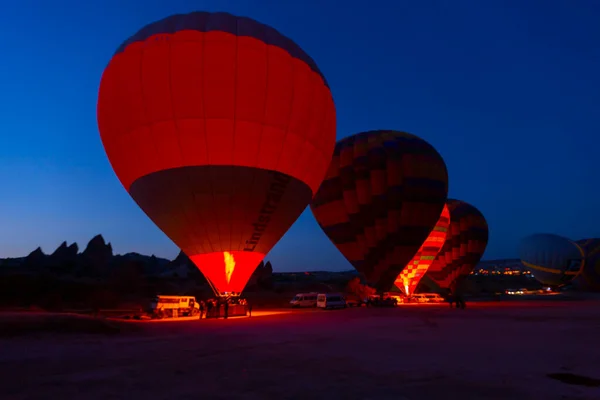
112,310,292,323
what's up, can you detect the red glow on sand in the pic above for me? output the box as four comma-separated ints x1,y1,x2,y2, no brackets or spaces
190,251,265,295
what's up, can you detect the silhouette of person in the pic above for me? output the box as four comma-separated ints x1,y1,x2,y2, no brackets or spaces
455,293,465,309
248,302,252,317
199,301,204,319
224,300,229,319
206,301,213,319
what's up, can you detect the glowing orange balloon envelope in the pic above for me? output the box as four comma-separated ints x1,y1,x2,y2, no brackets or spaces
97,12,336,296
426,199,489,290
395,204,450,296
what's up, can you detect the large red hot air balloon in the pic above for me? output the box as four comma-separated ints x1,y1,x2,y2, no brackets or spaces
426,199,489,290
394,204,450,296
97,12,336,297
310,130,448,292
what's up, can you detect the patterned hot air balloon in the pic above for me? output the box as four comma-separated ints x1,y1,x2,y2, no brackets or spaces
426,199,489,290
97,12,336,297
394,204,450,296
571,238,600,292
310,130,449,292
518,233,583,287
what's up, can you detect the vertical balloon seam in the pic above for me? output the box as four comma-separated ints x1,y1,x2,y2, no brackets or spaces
337,140,357,272
271,43,299,181
333,150,356,269
371,138,390,283
230,22,239,254
165,37,206,256
356,137,374,279
356,132,375,285
238,35,269,276
199,31,216,254
234,26,259,289
313,81,332,193
381,139,409,287
140,42,200,256
366,137,378,280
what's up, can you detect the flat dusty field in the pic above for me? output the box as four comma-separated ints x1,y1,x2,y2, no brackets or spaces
1,300,599,400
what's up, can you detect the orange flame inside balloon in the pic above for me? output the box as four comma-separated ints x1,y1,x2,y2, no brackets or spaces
223,251,236,285
191,251,265,296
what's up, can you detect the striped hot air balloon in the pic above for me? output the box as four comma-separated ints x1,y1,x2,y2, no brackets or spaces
394,204,450,296
426,199,489,291
572,238,600,292
518,233,583,287
97,12,336,297
310,130,448,292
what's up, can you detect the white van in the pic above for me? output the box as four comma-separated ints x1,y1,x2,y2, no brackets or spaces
290,293,318,308
412,293,445,303
423,293,446,303
317,293,347,310
149,295,200,317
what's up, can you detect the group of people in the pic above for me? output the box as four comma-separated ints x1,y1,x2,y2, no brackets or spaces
447,290,466,309
197,298,253,319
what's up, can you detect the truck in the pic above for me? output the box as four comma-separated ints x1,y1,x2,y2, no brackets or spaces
150,295,200,318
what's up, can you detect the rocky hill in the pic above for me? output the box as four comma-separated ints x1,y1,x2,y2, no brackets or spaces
0,234,274,287
0,235,279,310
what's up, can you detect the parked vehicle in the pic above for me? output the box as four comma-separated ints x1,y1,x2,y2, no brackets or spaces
290,293,318,308
411,293,445,303
366,294,397,307
383,292,405,304
150,295,200,318
345,294,366,307
317,293,347,309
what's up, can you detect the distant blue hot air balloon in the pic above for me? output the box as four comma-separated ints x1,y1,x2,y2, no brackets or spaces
519,233,584,287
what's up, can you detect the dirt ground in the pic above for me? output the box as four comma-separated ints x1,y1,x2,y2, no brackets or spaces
1,301,600,400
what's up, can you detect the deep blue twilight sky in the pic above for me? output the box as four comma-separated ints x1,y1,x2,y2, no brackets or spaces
0,0,598,271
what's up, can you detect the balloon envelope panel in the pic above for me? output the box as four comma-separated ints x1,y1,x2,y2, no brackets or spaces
97,12,336,295
395,204,450,295
426,199,489,290
572,238,600,292
310,130,448,292
518,233,583,287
